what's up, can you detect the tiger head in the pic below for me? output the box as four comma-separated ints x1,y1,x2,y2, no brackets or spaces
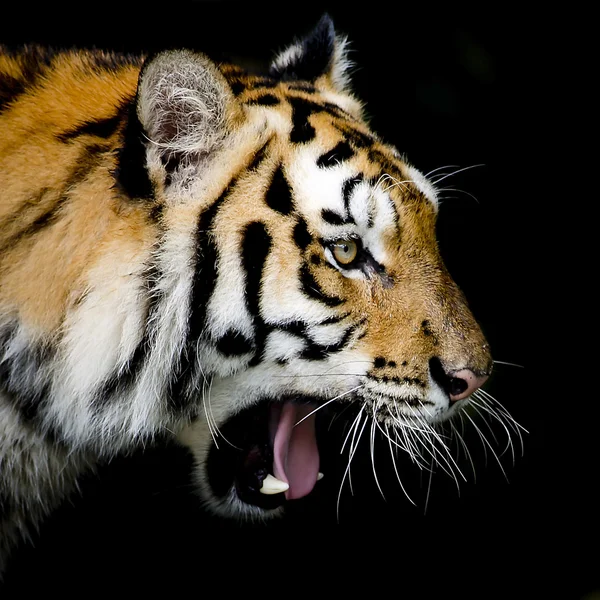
132,16,492,518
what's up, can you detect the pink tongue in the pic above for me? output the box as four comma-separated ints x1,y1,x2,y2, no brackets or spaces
271,403,320,500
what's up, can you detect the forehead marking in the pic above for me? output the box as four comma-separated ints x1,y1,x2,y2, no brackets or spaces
265,164,294,216
246,94,281,107
316,141,354,169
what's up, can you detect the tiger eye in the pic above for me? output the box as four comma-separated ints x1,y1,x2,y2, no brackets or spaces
331,239,358,266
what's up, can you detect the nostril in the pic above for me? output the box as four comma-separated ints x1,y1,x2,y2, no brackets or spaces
429,357,489,402
448,369,489,401
448,376,468,397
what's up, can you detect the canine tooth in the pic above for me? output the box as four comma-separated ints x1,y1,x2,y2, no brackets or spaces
317,472,324,480
260,474,289,495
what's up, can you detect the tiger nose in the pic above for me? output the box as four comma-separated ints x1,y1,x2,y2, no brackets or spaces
429,358,489,401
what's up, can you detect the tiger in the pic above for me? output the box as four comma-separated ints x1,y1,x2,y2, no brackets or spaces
0,15,497,573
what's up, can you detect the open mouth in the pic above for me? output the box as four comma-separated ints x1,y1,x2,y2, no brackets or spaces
205,398,324,511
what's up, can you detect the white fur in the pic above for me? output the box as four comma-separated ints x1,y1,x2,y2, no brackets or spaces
205,231,255,342
405,164,439,208
262,330,307,363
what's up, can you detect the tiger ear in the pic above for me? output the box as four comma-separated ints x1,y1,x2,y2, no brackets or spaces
136,50,240,182
269,14,353,93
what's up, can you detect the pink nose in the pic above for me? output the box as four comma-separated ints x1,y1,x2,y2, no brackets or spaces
447,369,489,401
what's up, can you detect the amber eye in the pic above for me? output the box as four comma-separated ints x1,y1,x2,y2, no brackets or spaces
330,239,359,266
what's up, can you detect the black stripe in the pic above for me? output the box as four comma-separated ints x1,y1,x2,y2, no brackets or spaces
0,46,57,112
288,96,351,144
287,82,317,93
0,73,25,112
319,312,351,325
272,311,353,363
265,165,293,215
0,324,55,433
93,261,162,408
164,146,270,413
95,333,150,404
276,320,307,337
247,139,271,172
230,80,246,96
342,175,363,215
299,323,357,361
321,209,348,226
216,329,254,357
188,194,228,340
333,122,376,148
114,100,154,200
289,97,317,144
88,49,143,73
323,102,352,120
0,187,52,255
368,148,404,190
316,141,354,168
293,218,312,251
246,94,280,106
247,78,278,90
299,263,344,307
163,178,241,414
242,222,272,367
0,144,107,252
57,109,126,142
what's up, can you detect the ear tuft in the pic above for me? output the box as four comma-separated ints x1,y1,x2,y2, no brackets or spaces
269,14,353,92
137,50,237,162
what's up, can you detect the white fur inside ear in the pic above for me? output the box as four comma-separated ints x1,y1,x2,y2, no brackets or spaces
270,42,305,76
137,50,233,157
329,35,353,93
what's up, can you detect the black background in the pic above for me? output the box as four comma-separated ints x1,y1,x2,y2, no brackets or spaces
0,2,582,597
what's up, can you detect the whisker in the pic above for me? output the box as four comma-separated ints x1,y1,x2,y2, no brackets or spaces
435,186,480,204
492,360,525,369
370,402,386,500
424,451,435,515
272,372,369,378
294,384,366,427
340,405,364,456
201,379,219,449
424,164,460,178
462,410,509,482
337,408,368,520
199,365,241,451
474,390,526,458
477,388,528,439
430,164,485,186
415,401,466,483
385,422,417,506
409,407,464,488
470,395,515,463
450,414,477,482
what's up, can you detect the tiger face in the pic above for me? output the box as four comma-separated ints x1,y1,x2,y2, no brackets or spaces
157,18,492,517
